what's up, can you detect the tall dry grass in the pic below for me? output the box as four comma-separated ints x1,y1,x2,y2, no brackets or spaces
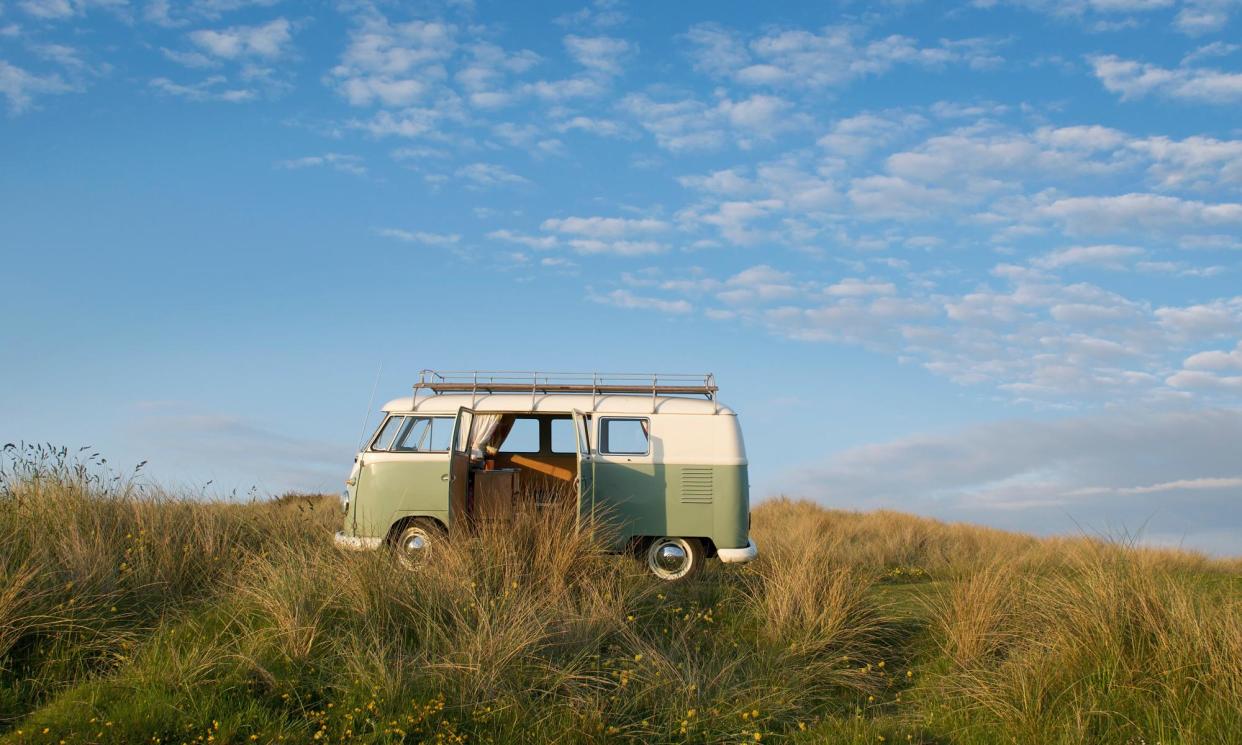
1,449,1239,744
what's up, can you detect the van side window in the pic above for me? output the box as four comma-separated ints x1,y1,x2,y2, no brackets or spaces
371,416,405,451
600,418,650,455
499,417,540,453
394,416,453,452
549,418,575,454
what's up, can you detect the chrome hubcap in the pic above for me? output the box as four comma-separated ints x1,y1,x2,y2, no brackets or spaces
398,528,431,566
647,538,693,580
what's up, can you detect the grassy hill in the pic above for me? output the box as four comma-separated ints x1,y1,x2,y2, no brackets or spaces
2,444,1240,744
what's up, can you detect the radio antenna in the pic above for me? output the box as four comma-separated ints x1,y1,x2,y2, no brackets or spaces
356,361,383,451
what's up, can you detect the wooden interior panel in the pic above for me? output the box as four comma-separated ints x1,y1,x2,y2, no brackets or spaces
494,454,576,481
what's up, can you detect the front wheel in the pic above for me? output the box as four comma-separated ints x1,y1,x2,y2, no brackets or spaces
392,519,443,569
645,537,705,581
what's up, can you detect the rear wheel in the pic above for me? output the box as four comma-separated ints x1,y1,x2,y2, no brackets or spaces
645,537,705,581
392,519,443,569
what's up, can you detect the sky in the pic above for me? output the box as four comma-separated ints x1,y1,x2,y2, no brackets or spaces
1,0,1240,554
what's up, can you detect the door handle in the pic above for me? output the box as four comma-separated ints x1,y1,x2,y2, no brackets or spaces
441,474,449,481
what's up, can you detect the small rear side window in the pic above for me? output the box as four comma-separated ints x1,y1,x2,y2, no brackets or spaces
550,418,575,454
600,418,650,455
371,416,405,451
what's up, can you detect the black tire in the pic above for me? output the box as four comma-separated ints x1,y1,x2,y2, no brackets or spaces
644,536,705,581
391,518,444,569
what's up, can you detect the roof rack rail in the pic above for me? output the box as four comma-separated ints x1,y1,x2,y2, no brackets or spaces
412,369,719,412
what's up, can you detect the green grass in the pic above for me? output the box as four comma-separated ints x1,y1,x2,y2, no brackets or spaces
2,443,1240,744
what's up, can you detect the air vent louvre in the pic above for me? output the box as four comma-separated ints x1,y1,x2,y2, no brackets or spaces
681,467,713,504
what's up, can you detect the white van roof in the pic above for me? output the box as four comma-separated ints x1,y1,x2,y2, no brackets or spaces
381,393,735,416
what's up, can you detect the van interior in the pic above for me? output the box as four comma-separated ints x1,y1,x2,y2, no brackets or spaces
461,413,579,520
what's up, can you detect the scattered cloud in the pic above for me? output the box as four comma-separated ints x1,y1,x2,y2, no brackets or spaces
276,153,367,176
0,60,72,113
563,34,630,75
455,162,530,188
1090,54,1242,104
149,74,255,102
189,18,293,61
684,23,1005,90
1032,244,1146,269
374,228,462,245
591,288,692,313
541,215,670,255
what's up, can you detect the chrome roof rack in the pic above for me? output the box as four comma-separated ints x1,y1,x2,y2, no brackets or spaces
413,370,719,412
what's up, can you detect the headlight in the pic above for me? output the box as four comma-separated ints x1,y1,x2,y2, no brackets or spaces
341,489,350,513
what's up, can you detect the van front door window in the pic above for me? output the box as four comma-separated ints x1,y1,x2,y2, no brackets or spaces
371,416,405,451
394,416,453,452
600,418,650,455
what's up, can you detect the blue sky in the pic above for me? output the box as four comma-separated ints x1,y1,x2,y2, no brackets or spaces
2,0,1241,552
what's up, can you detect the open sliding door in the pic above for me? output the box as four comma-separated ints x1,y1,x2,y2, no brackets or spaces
447,407,476,531
572,409,595,531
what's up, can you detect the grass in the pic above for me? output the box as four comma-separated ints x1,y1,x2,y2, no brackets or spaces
1,443,1240,744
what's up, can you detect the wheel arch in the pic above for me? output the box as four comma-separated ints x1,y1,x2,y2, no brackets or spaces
385,514,448,545
631,535,717,559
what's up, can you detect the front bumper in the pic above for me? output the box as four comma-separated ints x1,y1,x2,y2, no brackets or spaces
716,538,758,564
333,531,383,551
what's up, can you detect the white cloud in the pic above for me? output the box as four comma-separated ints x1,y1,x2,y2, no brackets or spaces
149,75,255,102
818,111,927,158
1175,0,1242,34
1130,135,1242,190
541,215,668,238
189,18,293,60
0,60,71,113
455,162,530,188
1155,297,1242,336
487,229,559,250
17,0,126,19
825,278,898,296
374,228,461,245
1090,54,1242,104
540,215,670,254
619,93,725,152
145,0,283,27
277,153,367,176
554,115,628,138
455,41,539,109
162,47,218,68
591,288,692,313
848,175,969,219
685,23,1005,90
1033,244,1145,269
563,34,630,75
1166,370,1242,389
1183,341,1242,370
1040,193,1242,234
330,17,455,107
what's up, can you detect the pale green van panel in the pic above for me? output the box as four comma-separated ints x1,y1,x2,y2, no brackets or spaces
350,459,449,539
589,463,749,551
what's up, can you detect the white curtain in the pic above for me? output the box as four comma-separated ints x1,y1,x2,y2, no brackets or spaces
470,414,503,457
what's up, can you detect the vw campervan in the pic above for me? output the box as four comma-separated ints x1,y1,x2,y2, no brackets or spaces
334,371,757,580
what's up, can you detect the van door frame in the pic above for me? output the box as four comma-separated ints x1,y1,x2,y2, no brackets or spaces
447,406,477,531
571,408,595,531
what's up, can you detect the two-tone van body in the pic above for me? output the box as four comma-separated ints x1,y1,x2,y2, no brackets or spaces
334,371,757,580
